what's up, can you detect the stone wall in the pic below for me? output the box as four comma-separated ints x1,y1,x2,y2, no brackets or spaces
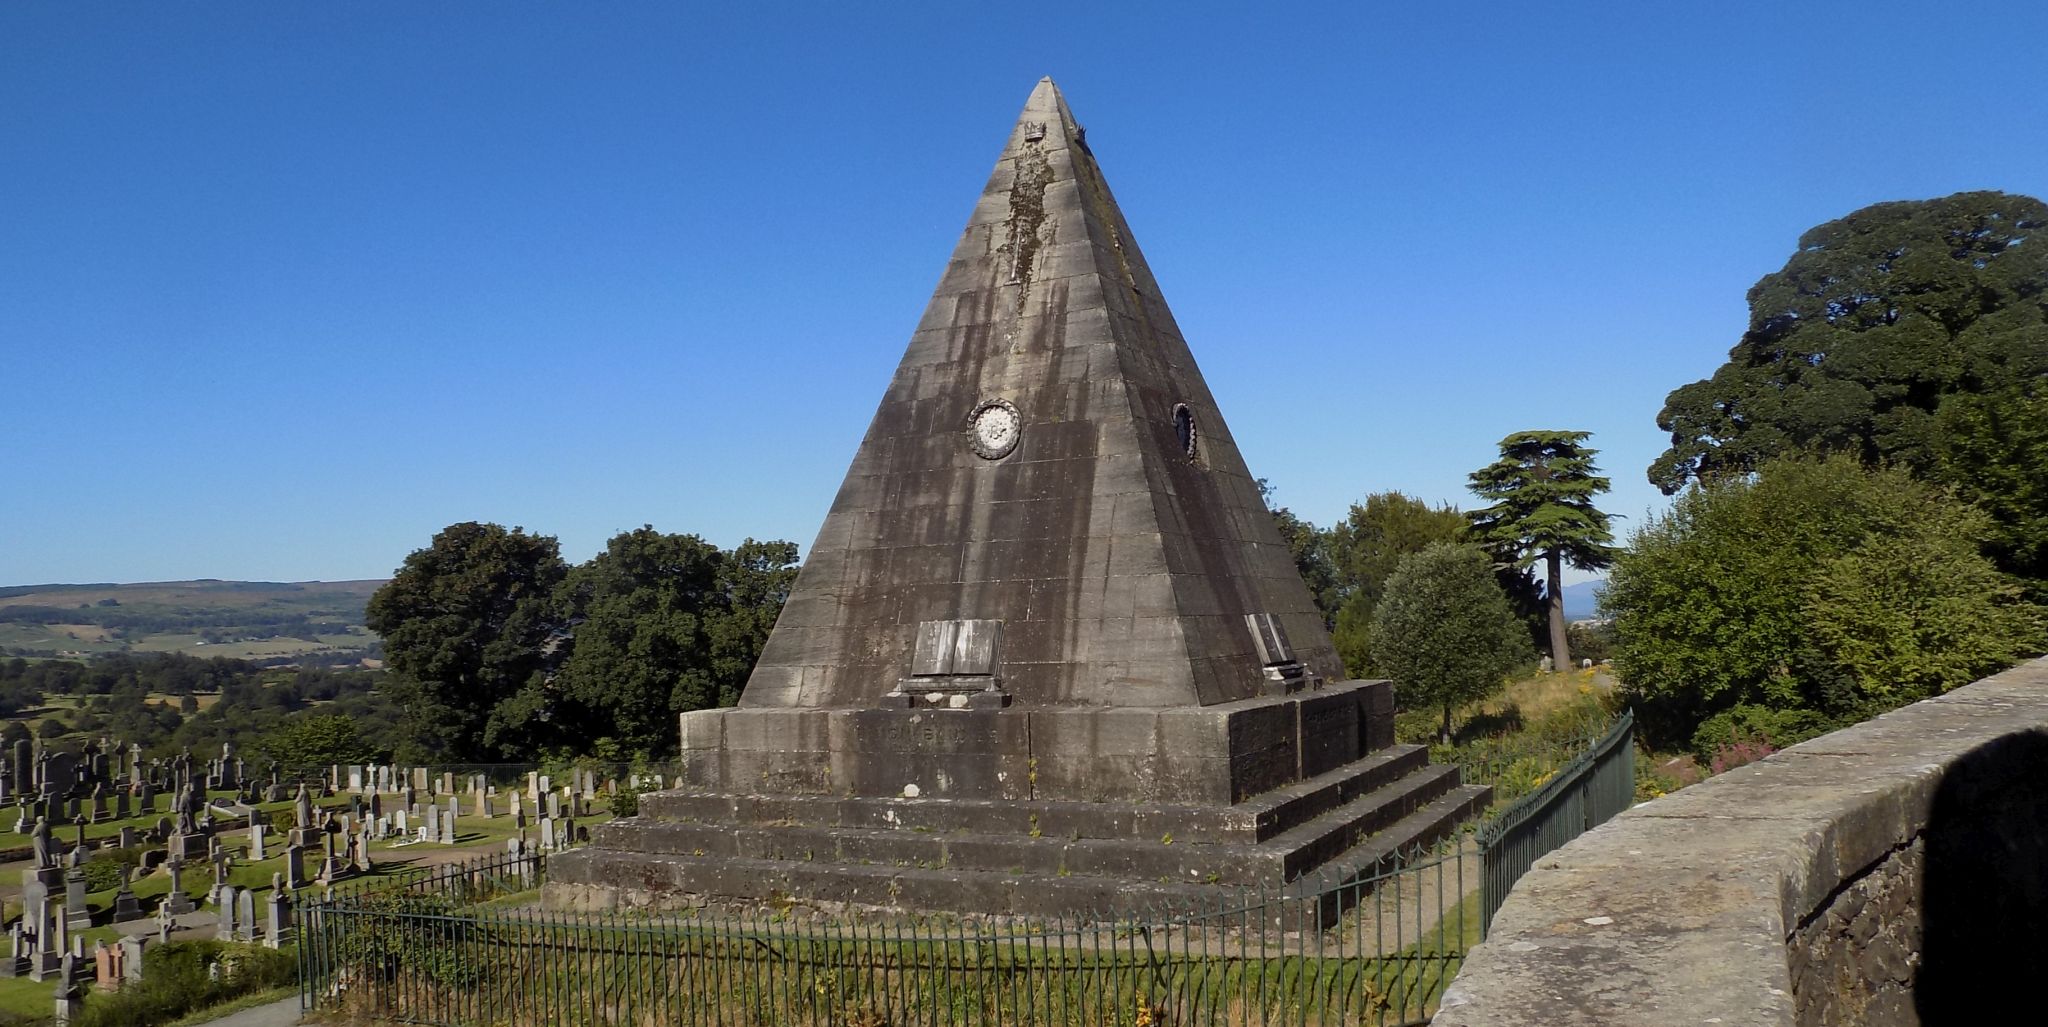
1434,656,2048,1027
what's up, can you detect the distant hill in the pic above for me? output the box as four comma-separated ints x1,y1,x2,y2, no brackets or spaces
0,579,388,663
1562,579,1606,621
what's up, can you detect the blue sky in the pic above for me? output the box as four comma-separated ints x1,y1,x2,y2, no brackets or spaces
4,2,2045,586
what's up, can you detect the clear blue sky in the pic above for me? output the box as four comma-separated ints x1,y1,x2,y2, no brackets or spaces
5,2,2045,586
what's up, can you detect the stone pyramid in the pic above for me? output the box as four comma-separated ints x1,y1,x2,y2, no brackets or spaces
548,80,1487,920
741,76,1341,713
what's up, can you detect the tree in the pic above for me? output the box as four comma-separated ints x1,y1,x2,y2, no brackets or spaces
1650,191,2048,495
1323,493,1467,675
257,713,381,770
364,522,568,761
1468,431,1617,670
1368,543,1532,742
1934,384,2048,582
548,529,800,758
1602,457,2045,749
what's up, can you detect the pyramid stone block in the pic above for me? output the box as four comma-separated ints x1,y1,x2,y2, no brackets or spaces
548,79,1483,918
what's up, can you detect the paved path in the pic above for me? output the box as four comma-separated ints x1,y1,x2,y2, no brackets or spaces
191,994,302,1026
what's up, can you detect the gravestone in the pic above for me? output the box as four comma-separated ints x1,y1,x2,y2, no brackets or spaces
249,823,266,861
111,866,142,922
161,859,194,915
62,868,89,931
214,886,238,940
264,876,292,949
237,888,258,943
549,79,1486,922
118,936,145,983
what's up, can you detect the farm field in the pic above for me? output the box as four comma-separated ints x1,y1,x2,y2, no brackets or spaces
0,580,385,662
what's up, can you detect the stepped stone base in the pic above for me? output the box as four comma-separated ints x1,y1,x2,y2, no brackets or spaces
678,680,1394,805
547,681,1488,924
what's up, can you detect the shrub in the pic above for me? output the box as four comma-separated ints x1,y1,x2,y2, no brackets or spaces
74,940,294,1027
1605,457,2047,748
1689,704,1831,763
1708,734,1777,775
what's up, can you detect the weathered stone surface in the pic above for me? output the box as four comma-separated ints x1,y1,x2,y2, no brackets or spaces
552,79,1478,919
1436,656,2048,1027
740,77,1337,711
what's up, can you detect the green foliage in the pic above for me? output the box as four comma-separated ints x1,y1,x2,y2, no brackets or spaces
334,894,494,991
1689,704,1831,762
255,713,380,770
1934,383,2048,580
1651,191,2048,497
366,522,569,762
73,940,295,1027
80,851,127,893
1468,430,1617,668
1604,456,2047,747
1565,621,1613,664
1369,543,1533,740
550,529,799,759
1325,492,1468,676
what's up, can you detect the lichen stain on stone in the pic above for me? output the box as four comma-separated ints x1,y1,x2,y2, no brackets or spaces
1003,140,1055,311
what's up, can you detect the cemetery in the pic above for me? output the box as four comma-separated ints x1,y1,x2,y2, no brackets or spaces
0,734,659,1021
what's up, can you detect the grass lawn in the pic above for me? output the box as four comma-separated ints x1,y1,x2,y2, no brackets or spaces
0,974,53,1019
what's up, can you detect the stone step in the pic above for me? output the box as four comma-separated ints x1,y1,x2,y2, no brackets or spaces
590,760,1464,888
637,743,1431,845
553,782,1494,927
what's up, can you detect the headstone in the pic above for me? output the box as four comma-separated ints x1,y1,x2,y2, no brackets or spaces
92,941,116,992
249,823,266,861
237,888,258,943
442,796,458,843
0,923,26,978
111,866,142,922
118,936,145,983
539,816,556,853
62,868,90,930
163,859,194,915
215,886,238,940
264,875,292,948
480,794,495,818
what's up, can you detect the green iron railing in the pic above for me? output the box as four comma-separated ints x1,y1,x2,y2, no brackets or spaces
294,713,1639,1025
297,842,1479,1026
1474,709,1635,935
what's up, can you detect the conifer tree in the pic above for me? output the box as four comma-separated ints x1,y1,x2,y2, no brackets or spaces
1468,431,1617,670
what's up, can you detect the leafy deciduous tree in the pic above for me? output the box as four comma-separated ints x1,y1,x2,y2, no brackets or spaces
1602,457,2045,749
548,529,798,758
364,522,568,762
1325,492,1467,676
1468,431,1617,670
256,713,381,770
1368,542,1532,742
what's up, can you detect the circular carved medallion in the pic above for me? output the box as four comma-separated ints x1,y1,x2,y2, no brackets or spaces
967,399,1022,459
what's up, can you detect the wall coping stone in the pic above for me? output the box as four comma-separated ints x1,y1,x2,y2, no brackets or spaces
1434,656,2048,1027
